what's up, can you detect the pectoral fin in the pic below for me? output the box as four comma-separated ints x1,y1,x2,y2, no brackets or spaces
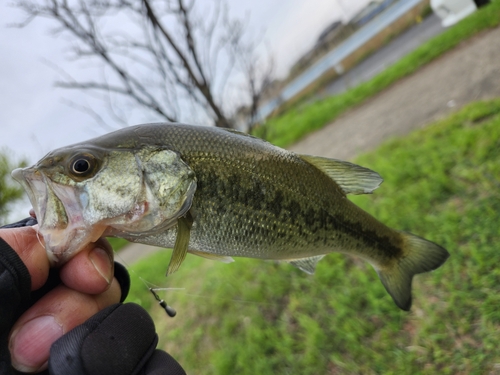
299,154,383,195
287,255,325,274
166,214,193,276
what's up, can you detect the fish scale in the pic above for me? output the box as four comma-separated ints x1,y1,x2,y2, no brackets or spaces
12,123,449,310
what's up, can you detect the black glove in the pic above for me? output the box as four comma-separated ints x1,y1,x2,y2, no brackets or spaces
49,303,186,375
0,218,186,375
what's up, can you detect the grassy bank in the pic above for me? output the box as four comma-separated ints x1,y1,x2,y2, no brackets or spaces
253,0,500,147
125,100,500,374
108,237,129,252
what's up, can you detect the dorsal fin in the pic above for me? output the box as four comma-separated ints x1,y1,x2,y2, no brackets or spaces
299,154,383,195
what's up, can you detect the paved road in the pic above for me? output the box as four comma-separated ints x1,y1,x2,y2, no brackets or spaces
321,13,444,97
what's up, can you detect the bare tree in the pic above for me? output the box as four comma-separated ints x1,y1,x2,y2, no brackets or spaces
243,53,274,131
13,0,274,129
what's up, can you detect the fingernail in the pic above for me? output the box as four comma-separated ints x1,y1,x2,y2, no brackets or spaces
10,315,63,372
90,247,113,284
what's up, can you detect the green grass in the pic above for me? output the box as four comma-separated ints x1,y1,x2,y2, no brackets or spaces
124,100,500,374
107,237,129,252
253,1,500,147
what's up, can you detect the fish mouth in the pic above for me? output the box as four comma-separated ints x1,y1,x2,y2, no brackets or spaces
12,168,47,225
12,167,105,265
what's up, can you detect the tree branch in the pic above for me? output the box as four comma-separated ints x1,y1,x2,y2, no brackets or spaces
13,0,273,130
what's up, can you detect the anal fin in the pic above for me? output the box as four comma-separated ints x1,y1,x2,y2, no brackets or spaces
287,255,325,274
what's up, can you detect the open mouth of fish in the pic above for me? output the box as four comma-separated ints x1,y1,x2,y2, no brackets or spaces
12,167,106,265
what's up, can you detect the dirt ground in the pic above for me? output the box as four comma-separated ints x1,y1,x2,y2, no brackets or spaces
118,26,500,265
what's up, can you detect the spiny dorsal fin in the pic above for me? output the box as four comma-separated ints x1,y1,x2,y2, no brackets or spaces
287,255,325,274
166,215,193,276
299,154,383,195
189,250,235,263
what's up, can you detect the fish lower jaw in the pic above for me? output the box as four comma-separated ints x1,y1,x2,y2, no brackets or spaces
45,249,61,265
41,224,107,266
43,231,82,265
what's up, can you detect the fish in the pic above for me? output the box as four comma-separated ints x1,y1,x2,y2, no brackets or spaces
12,123,449,310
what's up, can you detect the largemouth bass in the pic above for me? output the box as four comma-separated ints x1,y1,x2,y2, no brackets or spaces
12,123,449,310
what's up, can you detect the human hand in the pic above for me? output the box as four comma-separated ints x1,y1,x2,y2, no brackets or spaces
0,218,186,375
0,222,122,373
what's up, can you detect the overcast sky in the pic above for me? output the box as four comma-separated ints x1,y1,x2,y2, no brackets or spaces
0,0,369,166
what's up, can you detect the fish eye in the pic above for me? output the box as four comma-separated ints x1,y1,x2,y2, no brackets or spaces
69,154,97,178
73,159,90,173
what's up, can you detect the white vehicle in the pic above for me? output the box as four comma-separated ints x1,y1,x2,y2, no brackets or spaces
431,0,479,27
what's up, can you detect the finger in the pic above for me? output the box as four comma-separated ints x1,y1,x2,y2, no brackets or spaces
0,227,116,294
8,277,122,373
0,226,49,290
59,238,114,295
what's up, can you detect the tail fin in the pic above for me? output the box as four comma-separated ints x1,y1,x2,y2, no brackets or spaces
376,233,449,311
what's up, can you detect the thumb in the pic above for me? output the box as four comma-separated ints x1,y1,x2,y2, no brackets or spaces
0,226,50,290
